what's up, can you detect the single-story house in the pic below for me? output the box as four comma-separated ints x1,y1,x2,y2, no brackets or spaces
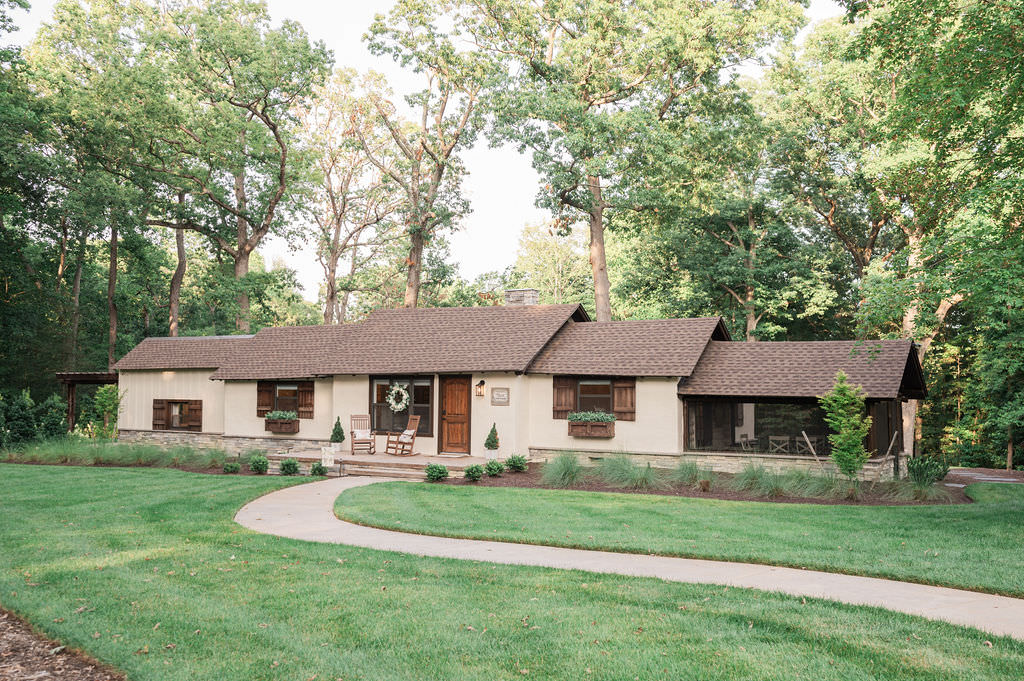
114,291,925,480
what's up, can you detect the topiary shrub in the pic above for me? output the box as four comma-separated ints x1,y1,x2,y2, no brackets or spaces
279,458,300,476
484,460,505,477
505,454,528,472
907,456,949,486
330,417,345,444
248,454,269,475
819,371,872,480
463,464,484,482
223,461,241,474
310,461,328,476
484,423,499,452
425,463,449,482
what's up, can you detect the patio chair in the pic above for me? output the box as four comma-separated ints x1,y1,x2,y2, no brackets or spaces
740,434,757,452
350,414,375,456
768,436,791,454
385,415,421,457
795,436,822,456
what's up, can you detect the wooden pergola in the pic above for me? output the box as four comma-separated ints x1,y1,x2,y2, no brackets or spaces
55,371,118,431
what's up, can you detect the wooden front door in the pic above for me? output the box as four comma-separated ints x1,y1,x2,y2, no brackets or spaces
439,375,471,454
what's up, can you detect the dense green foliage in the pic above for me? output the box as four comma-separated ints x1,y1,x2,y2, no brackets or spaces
279,458,300,476
483,423,499,451
539,452,586,488
820,372,873,479
504,454,528,472
483,460,504,477
5,465,1023,680
462,464,483,482
248,454,269,475
338,480,1024,596
424,463,448,482
264,410,298,421
567,411,615,423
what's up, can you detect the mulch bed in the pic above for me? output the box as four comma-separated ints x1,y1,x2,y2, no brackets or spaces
0,609,124,681
441,464,973,506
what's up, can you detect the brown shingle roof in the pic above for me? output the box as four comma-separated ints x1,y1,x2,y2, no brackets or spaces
114,335,254,371
528,318,730,377
678,340,925,399
209,304,588,380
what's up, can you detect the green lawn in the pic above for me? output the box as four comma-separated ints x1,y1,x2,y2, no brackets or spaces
2,465,1023,681
336,481,1024,597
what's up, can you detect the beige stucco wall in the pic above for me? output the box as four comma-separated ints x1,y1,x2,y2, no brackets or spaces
118,369,225,433
223,378,334,441
523,374,682,455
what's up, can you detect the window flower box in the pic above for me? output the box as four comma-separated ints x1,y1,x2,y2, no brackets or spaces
265,410,299,434
567,412,616,438
265,418,299,434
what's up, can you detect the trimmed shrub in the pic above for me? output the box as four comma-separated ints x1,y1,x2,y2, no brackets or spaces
330,418,345,443
484,460,505,477
820,371,872,480
484,423,499,451
310,461,328,477
249,454,269,475
540,452,586,488
223,461,241,474
1,390,37,445
505,454,528,472
907,457,949,486
463,464,484,482
279,458,300,476
425,463,449,482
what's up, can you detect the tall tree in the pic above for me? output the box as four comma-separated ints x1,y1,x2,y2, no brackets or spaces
513,222,592,306
464,0,806,321
297,69,403,323
363,2,494,307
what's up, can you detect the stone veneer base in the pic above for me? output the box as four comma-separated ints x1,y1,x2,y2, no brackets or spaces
527,447,900,482
119,429,327,455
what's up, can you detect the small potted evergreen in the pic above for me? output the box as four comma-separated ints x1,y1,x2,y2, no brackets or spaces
484,423,500,459
329,417,346,453
264,410,299,434
567,411,616,438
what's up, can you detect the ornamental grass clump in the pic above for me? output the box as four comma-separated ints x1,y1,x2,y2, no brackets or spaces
819,371,872,481
540,452,586,488
597,455,665,491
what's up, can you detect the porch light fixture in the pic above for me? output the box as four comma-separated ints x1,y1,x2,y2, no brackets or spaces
475,380,486,397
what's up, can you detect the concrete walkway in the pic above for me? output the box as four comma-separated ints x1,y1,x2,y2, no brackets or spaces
236,476,1024,641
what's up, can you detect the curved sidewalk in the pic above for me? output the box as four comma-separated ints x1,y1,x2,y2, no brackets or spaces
236,476,1024,641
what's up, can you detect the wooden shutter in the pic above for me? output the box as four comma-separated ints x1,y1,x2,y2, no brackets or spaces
552,376,577,419
152,399,167,430
297,381,315,419
256,381,274,417
612,378,636,421
187,400,203,432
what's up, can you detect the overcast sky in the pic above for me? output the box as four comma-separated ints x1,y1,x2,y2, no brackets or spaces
10,0,845,301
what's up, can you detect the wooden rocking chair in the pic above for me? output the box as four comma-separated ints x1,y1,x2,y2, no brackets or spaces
385,415,420,457
350,414,375,455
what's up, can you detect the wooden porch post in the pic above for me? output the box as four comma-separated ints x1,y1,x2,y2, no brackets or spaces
66,382,76,432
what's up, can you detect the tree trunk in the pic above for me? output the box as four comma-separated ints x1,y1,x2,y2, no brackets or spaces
1009,426,1015,471
234,247,251,333
56,216,68,292
107,222,118,371
169,226,187,336
587,176,612,322
323,255,338,324
403,227,425,308
338,246,359,323
68,237,84,369
744,286,757,341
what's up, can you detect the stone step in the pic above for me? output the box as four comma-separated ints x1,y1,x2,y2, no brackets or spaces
343,468,428,480
340,457,477,471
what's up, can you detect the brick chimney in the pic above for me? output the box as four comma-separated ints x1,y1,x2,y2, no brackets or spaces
504,288,540,306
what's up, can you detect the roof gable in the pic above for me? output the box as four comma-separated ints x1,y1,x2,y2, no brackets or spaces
528,317,729,377
678,340,925,400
